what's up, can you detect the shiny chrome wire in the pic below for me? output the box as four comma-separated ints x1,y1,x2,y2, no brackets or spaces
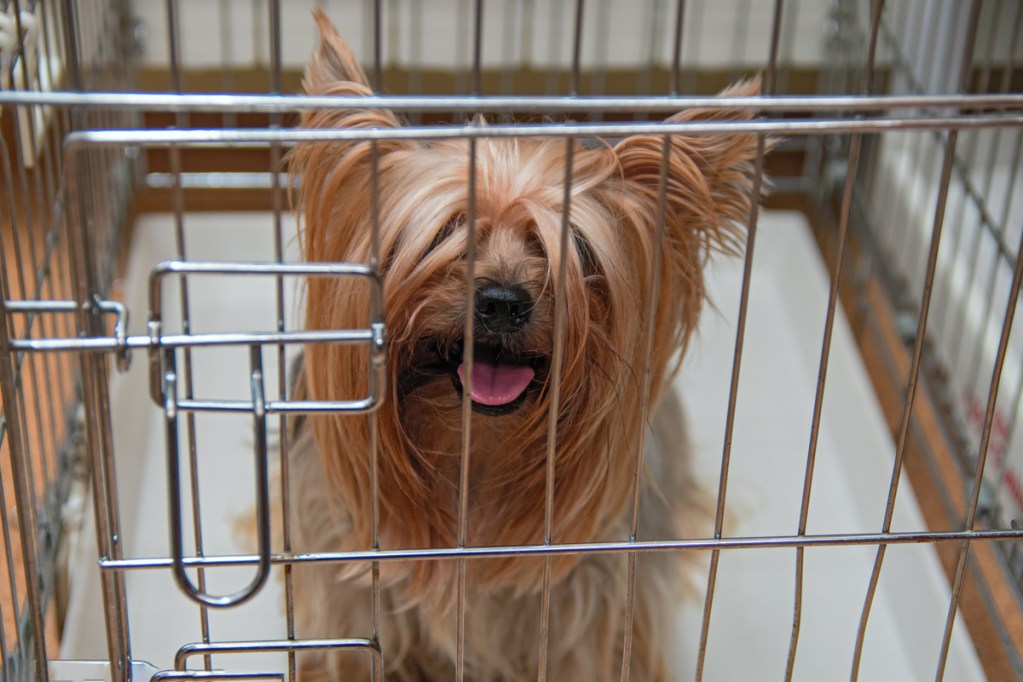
850,2,984,678
785,1,885,678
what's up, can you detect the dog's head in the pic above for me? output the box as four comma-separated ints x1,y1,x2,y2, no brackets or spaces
291,11,761,593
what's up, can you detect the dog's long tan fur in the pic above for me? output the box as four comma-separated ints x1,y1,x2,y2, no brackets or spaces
288,11,761,680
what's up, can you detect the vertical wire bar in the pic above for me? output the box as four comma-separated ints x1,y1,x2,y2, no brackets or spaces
958,1,1022,388
620,5,683,678
537,6,582,674
934,9,1023,671
0,436,12,672
34,0,75,413
8,0,48,525
367,141,384,682
0,288,48,682
164,0,213,669
263,2,296,680
0,145,26,652
568,0,584,97
618,134,671,682
693,2,779,677
59,4,131,677
850,4,981,677
669,0,686,96
0,135,48,681
0,143,22,664
939,0,1008,359
10,0,64,491
784,3,884,678
693,120,769,682
457,6,486,679
455,2,486,676
373,0,382,93
935,195,1023,681
64,148,131,682
850,131,959,681
455,136,479,682
985,130,1023,497
536,138,575,682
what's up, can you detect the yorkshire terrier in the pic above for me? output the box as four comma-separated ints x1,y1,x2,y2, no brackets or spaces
287,11,761,681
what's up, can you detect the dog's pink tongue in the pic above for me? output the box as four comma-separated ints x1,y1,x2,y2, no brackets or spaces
457,359,535,406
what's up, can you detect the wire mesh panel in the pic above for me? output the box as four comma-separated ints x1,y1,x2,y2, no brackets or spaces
0,1,1021,681
1,0,136,680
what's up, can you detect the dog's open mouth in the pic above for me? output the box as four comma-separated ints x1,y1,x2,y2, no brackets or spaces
450,344,544,416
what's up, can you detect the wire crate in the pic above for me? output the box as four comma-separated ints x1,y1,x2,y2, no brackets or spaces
0,0,1021,680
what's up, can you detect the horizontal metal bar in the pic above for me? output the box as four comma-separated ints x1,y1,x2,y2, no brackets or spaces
3,90,1023,113
175,638,380,671
97,528,1023,571
63,114,1023,151
146,172,295,190
153,672,283,682
3,300,80,313
174,397,379,415
150,260,375,278
8,329,374,352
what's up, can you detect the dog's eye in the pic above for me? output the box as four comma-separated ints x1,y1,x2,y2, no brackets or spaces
572,230,599,277
423,213,463,259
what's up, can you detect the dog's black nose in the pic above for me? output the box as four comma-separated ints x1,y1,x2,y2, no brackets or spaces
474,284,532,333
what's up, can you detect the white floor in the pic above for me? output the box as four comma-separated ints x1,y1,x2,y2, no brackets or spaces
60,210,985,681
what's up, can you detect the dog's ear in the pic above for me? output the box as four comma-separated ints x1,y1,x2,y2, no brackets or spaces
300,9,401,130
614,78,762,257
292,10,408,263
613,79,764,357
305,10,370,93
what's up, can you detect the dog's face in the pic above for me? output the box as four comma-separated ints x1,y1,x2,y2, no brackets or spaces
291,13,759,593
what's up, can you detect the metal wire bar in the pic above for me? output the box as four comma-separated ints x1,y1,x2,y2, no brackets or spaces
939,3,1020,371
536,4,584,674
669,0,685,96
55,115,1023,152
4,90,1023,114
153,674,282,682
536,136,575,682
63,103,133,682
951,1,1023,390
163,0,215,661
368,138,384,682
850,2,982,675
10,0,64,499
0,171,48,682
785,1,884,678
97,527,1023,572
936,200,1023,679
618,132,669,682
455,134,479,682
8,0,49,547
174,638,383,671
262,0,296,677
163,346,272,609
695,1,781,676
850,131,961,680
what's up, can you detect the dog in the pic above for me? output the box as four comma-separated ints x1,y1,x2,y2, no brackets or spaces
287,11,761,681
